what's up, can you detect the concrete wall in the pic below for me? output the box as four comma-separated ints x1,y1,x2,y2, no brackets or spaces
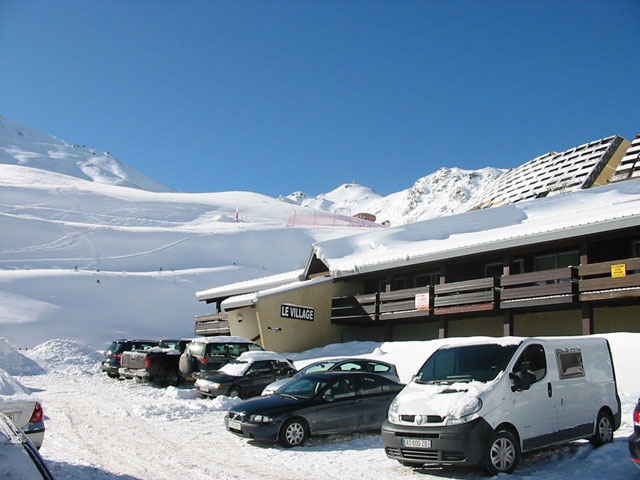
226,307,261,345
513,310,582,337
391,322,439,341
594,305,640,333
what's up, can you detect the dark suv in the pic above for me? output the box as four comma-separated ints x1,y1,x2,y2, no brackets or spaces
629,398,640,468
101,339,159,378
178,336,263,381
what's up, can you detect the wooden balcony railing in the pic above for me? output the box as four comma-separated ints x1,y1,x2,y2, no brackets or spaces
500,267,578,309
579,257,640,301
331,287,432,324
194,313,230,336
434,277,498,314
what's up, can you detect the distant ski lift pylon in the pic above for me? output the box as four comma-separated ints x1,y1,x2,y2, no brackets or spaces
286,208,386,228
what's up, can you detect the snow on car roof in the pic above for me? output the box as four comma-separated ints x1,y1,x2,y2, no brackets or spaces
236,351,290,363
189,336,255,345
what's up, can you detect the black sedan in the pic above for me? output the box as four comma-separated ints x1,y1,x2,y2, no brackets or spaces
629,398,640,468
225,371,404,447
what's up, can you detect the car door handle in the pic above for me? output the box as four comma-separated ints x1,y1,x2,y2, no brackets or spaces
547,382,552,398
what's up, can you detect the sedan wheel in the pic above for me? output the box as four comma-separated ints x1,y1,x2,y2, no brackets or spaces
279,418,308,448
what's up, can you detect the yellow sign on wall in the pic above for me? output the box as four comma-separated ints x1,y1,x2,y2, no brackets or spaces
611,264,626,278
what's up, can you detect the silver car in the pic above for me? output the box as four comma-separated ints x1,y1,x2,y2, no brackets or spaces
262,358,400,395
0,412,54,479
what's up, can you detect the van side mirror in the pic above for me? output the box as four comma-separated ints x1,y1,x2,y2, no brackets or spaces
509,371,531,392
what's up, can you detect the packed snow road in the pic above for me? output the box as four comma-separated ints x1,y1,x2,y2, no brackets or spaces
10,336,640,480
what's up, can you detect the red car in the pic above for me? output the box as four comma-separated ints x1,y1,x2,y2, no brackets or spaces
629,399,640,468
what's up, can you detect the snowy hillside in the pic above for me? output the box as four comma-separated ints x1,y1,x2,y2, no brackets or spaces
281,166,505,226
0,115,174,192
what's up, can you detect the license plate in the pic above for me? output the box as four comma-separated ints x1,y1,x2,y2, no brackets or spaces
228,419,242,431
402,438,432,448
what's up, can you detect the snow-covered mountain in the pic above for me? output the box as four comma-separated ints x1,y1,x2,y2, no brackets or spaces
0,115,503,348
280,167,505,226
0,115,175,193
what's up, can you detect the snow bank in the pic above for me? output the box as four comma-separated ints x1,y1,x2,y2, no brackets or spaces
26,339,103,375
0,338,45,376
0,369,32,401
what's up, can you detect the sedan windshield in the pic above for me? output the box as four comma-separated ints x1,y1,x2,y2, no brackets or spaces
415,343,519,384
277,376,330,399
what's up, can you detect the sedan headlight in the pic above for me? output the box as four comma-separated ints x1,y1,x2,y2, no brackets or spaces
446,398,483,426
388,397,400,424
249,415,275,423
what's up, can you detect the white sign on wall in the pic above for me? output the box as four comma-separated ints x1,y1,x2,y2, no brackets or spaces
414,292,430,311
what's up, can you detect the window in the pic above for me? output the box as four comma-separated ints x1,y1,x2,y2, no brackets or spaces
337,362,363,372
513,344,547,383
356,375,384,395
391,276,408,291
556,349,585,379
415,271,440,287
325,378,356,399
368,362,391,374
633,240,640,258
534,250,579,271
484,262,503,278
247,361,272,375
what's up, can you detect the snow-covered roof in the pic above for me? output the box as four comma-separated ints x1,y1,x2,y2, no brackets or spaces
221,276,333,310
195,269,305,303
308,180,640,279
189,336,255,344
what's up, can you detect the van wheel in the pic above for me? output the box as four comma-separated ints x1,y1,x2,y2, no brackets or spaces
279,418,308,447
590,410,613,447
483,430,520,475
228,387,241,398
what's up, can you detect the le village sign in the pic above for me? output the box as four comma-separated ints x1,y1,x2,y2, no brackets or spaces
280,303,315,321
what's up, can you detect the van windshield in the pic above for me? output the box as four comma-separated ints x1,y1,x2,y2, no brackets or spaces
415,343,520,384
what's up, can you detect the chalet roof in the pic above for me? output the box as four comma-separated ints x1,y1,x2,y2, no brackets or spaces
474,135,626,209
195,269,304,304
307,180,640,280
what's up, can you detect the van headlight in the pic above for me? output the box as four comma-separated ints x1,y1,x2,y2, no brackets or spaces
388,397,400,424
446,398,483,426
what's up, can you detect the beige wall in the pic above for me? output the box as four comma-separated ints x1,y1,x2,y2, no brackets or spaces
227,307,261,345
243,279,362,353
447,316,504,338
514,310,582,337
594,305,640,333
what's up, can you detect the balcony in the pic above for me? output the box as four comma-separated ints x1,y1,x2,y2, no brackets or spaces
500,267,578,309
194,313,230,336
434,277,498,314
331,287,432,325
579,257,640,301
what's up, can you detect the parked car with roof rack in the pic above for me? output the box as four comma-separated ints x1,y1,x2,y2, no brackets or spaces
100,339,159,378
118,339,192,386
225,371,404,447
178,336,264,382
262,357,400,395
195,351,296,399
0,412,55,479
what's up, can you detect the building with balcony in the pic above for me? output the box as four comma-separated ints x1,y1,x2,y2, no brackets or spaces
195,134,640,353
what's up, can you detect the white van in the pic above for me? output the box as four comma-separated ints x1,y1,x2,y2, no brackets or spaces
381,336,620,475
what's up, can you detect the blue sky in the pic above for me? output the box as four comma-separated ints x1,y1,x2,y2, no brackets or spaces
1,1,639,197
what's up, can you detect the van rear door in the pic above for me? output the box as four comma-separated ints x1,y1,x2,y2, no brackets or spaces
554,347,596,441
